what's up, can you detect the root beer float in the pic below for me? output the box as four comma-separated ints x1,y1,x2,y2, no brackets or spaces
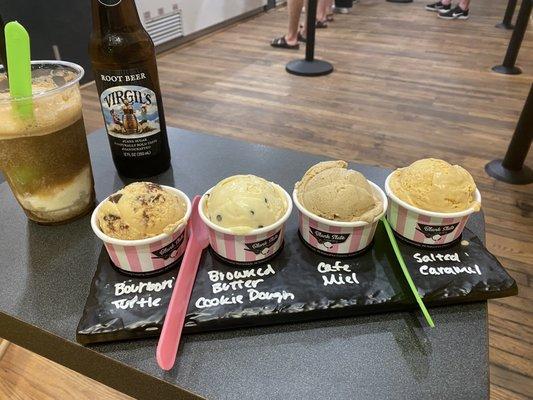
0,62,95,224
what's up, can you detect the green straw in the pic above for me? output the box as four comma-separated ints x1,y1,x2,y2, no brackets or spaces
5,21,33,119
381,217,435,328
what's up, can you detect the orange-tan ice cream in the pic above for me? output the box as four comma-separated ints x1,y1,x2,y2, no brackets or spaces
389,158,480,213
97,182,187,240
296,160,383,223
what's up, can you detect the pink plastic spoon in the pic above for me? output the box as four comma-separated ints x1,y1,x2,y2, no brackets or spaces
156,195,209,370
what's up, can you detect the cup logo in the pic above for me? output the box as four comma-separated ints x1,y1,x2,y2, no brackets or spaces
309,228,350,249
244,232,281,256
151,232,185,260
98,0,122,6
416,223,459,241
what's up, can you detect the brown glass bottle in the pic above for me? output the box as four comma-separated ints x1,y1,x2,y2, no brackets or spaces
89,0,171,178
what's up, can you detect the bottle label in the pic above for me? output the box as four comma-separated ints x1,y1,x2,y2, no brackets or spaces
96,68,163,159
98,0,122,6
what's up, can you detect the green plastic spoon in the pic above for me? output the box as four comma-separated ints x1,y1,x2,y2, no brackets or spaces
381,217,435,328
5,21,32,119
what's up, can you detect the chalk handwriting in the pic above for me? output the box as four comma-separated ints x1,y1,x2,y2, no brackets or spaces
112,295,162,309
413,252,461,263
316,261,359,287
212,278,264,294
114,279,174,296
208,265,275,283
419,264,481,276
111,279,174,310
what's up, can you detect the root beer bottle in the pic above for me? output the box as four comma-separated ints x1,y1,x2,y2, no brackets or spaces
89,0,171,178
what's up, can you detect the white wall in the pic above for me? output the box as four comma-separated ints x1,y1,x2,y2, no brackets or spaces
136,0,267,37
181,0,266,35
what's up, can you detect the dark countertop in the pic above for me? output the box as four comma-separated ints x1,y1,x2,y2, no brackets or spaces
0,128,488,400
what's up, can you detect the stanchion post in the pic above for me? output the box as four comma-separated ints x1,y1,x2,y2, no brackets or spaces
286,0,334,77
492,0,532,75
305,0,318,62
495,0,517,29
485,84,533,184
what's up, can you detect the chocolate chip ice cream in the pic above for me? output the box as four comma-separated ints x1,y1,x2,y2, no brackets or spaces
97,182,186,240
204,175,287,234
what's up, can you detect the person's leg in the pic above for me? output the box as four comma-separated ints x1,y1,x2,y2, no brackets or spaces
438,0,470,19
317,0,328,22
299,0,308,39
326,0,335,20
458,0,470,10
329,0,335,13
271,0,304,48
286,0,305,44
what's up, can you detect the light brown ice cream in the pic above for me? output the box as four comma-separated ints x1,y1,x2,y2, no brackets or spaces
97,182,187,240
296,160,383,223
205,175,287,234
389,158,480,213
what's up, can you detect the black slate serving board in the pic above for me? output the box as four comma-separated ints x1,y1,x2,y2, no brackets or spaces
77,224,517,344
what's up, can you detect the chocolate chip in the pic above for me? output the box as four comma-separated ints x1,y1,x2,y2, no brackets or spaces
258,225,264,228
216,215,222,222
264,198,268,203
103,214,120,221
145,183,162,192
136,195,148,206
152,193,164,203
250,210,255,215
108,193,123,204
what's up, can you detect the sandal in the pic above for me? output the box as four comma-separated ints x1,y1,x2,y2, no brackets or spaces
316,20,328,28
326,14,334,22
271,36,300,50
297,32,307,43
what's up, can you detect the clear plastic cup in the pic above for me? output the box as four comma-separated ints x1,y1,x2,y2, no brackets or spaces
0,61,95,224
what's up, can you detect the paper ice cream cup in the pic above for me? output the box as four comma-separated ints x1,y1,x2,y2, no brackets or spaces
198,184,293,265
91,186,192,275
384,173,481,248
293,181,387,256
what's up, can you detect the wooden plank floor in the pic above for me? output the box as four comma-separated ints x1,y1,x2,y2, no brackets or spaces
0,343,132,400
2,1,532,398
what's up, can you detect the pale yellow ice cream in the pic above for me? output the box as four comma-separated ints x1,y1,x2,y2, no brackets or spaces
296,160,383,223
389,158,480,213
205,175,287,234
97,182,187,240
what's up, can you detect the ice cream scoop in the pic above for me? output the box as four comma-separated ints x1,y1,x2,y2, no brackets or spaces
204,175,287,234
389,158,480,213
97,182,187,240
295,160,383,223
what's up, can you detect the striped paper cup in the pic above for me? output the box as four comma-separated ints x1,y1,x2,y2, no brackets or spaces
91,186,192,275
384,174,481,248
198,184,293,265
293,181,387,256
